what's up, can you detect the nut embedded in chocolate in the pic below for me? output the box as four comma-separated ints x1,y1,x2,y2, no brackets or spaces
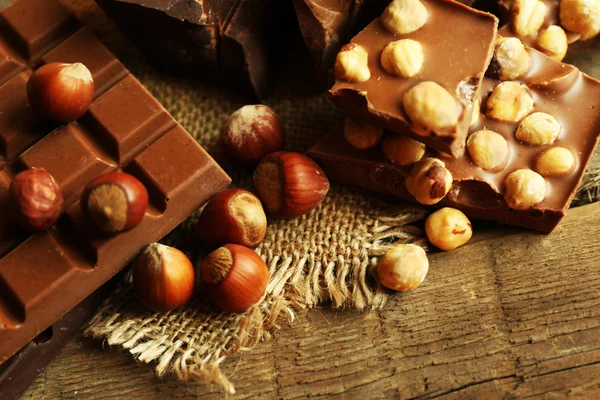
535,147,576,176
486,81,533,123
488,37,530,81
504,169,547,210
467,130,509,171
334,43,371,83
380,39,424,78
511,0,546,37
560,0,600,40
343,116,384,149
537,26,568,61
380,0,429,35
382,135,426,166
515,112,561,146
403,81,460,135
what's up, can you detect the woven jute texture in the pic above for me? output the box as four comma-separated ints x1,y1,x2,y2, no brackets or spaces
66,0,600,394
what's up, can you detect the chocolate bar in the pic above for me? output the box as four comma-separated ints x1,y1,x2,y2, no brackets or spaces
0,0,230,364
95,0,294,100
328,0,498,157
0,273,121,400
309,44,600,233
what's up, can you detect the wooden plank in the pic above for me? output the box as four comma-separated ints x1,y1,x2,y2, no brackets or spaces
20,202,600,399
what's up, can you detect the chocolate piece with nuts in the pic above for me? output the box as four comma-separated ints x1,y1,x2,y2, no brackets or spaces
309,42,600,233
329,0,498,158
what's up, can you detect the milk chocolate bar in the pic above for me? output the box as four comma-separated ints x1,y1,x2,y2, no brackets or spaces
328,0,498,157
0,274,121,400
0,0,230,364
95,0,293,99
310,45,600,233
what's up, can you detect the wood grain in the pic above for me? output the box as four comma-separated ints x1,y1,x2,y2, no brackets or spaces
21,202,600,399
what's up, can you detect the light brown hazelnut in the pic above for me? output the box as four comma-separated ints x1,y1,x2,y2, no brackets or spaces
489,37,530,80
425,208,473,251
380,0,429,35
406,158,453,205
504,169,546,210
535,147,576,176
486,81,533,123
343,116,384,149
560,0,600,40
382,135,426,166
467,130,509,171
377,244,429,292
515,112,561,146
470,98,481,128
380,39,424,78
512,0,547,37
334,43,371,83
537,25,568,61
403,81,460,135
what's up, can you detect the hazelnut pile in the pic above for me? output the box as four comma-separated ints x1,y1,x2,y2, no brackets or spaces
134,105,331,314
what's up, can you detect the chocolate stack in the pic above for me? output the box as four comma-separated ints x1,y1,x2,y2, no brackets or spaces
306,0,600,233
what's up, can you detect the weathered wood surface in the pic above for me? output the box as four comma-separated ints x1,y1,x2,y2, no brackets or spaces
21,202,600,399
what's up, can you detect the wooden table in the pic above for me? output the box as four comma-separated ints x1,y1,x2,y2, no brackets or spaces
21,202,600,399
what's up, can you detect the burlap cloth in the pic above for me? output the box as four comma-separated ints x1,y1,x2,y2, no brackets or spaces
60,0,600,394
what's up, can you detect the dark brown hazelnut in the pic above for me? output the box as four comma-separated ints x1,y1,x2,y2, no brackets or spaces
81,172,148,234
27,62,94,122
221,105,285,165
253,152,330,219
197,188,267,248
9,168,64,231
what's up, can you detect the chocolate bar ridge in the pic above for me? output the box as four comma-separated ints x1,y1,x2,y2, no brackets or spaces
0,0,230,364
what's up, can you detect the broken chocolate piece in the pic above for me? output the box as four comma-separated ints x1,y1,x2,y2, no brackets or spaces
328,0,498,157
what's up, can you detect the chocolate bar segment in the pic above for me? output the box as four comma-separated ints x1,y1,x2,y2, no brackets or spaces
310,46,600,233
0,0,230,364
328,0,498,157
0,274,121,400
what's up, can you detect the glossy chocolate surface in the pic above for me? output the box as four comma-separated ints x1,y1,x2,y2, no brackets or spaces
329,0,498,157
0,0,230,364
310,47,600,233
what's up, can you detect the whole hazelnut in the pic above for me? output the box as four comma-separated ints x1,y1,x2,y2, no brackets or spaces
380,39,424,78
197,188,267,248
504,169,546,210
403,81,460,135
27,62,94,122
535,147,576,176
486,81,533,123
343,116,384,149
334,43,371,83
488,37,530,81
382,135,426,166
82,172,148,234
253,152,330,219
133,243,195,312
467,130,509,171
9,168,64,231
560,0,600,40
515,112,561,146
425,208,472,251
406,158,453,205
199,244,270,313
511,0,547,37
377,244,429,292
537,25,568,61
381,0,429,35
221,105,285,166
